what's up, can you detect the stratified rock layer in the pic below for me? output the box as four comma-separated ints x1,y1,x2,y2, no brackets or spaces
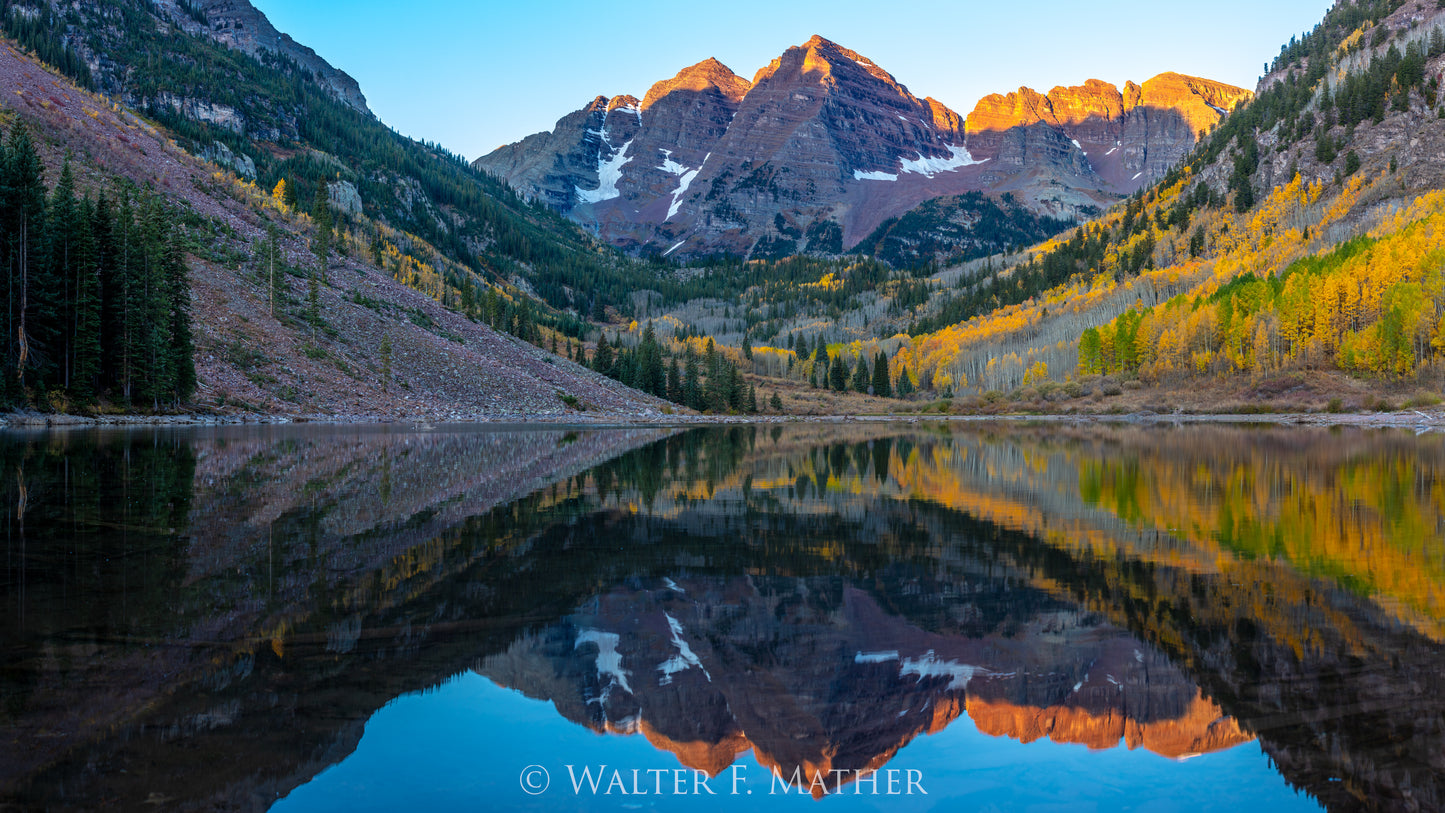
474,37,1250,259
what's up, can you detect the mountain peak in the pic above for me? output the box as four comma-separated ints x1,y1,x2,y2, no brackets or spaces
641,57,751,111
479,39,1249,258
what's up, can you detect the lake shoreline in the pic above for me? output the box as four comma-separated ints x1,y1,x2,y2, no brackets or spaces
4,406,1443,430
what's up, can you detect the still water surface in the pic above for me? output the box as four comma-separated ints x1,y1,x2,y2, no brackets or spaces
0,421,1441,811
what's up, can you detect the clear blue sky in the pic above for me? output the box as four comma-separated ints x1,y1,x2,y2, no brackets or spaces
251,0,1336,162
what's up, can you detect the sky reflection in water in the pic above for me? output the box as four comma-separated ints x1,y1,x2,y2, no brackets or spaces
276,673,1317,813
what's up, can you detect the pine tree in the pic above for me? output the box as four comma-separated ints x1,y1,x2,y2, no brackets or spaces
107,193,139,403
263,223,283,317
70,195,101,404
666,358,683,403
872,353,892,398
829,352,847,391
4,124,46,399
311,183,332,284
42,160,80,394
138,198,173,409
770,391,783,411
163,221,195,404
636,321,663,395
852,355,868,393
593,333,614,376
306,265,321,339
747,383,758,414
683,346,703,410
896,370,914,398
369,232,384,267
379,332,393,392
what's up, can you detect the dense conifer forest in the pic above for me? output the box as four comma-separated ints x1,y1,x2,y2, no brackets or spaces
0,124,195,410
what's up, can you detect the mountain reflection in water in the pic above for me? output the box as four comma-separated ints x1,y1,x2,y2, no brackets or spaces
0,422,1441,811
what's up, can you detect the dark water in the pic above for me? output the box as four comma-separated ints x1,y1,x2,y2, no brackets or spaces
1,421,1442,812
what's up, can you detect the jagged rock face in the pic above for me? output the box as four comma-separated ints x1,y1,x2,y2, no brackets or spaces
474,37,1249,260
966,72,1253,193
479,95,640,214
161,0,370,114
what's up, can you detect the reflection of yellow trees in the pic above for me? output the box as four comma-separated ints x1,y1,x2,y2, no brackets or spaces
885,428,1445,643
1074,442,1445,635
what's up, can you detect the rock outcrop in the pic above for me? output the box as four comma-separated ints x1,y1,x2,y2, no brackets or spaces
158,0,371,114
474,37,1250,260
966,72,1253,194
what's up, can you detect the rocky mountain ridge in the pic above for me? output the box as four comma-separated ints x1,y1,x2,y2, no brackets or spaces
475,36,1250,260
152,0,370,113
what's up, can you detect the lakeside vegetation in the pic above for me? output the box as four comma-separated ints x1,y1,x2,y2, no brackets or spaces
0,124,194,411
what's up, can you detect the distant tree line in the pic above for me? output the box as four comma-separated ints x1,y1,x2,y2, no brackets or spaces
586,325,758,414
0,124,195,410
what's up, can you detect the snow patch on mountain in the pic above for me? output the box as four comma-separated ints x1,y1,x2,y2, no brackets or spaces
577,140,633,204
899,145,986,178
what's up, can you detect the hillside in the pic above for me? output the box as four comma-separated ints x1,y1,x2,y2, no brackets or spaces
0,0,682,322
0,38,670,421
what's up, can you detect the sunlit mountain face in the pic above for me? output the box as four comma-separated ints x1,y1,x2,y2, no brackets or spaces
1,422,1442,811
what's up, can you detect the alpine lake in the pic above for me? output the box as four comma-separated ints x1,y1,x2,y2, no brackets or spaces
1,420,1442,812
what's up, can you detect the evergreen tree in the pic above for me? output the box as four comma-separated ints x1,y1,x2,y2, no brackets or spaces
369,232,384,267
70,195,101,403
311,183,332,283
683,346,703,411
265,223,283,317
4,123,46,399
163,220,196,404
615,346,635,386
829,352,847,391
636,321,664,395
592,332,613,376
852,355,868,393
106,193,140,402
44,161,80,394
306,265,321,339
747,383,758,414
872,353,892,398
719,364,741,412
379,332,393,392
137,198,172,408
770,391,783,411
896,370,914,398
666,358,683,403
